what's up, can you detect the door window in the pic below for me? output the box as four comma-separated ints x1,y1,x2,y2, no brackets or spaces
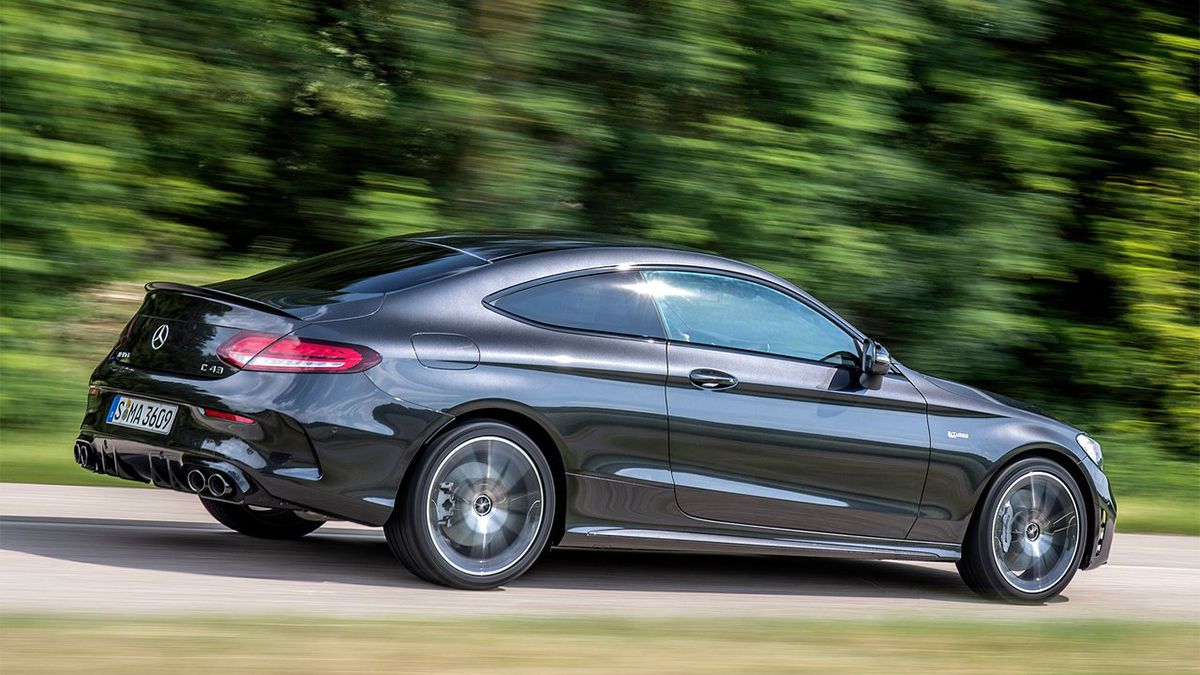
643,271,857,365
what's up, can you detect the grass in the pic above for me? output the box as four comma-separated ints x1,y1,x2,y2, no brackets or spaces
0,616,1196,675
0,430,145,488
1115,496,1200,536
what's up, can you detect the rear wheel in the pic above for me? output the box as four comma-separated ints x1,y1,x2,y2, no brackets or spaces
386,420,554,590
200,498,324,539
958,457,1085,603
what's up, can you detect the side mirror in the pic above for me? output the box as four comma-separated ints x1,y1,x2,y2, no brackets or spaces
860,339,892,376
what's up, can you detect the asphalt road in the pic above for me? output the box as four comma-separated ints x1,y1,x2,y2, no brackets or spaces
2,483,1197,620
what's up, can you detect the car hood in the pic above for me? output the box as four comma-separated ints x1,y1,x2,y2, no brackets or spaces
904,368,1076,429
928,376,1054,417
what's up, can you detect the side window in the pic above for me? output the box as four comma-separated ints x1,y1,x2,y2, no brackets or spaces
643,271,858,365
491,271,664,338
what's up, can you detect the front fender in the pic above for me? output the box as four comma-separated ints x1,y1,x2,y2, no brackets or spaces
908,412,1108,544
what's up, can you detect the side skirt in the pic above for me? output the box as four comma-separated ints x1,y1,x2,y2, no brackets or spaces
560,526,961,562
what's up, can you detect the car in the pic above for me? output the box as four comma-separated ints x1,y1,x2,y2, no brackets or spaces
75,232,1115,601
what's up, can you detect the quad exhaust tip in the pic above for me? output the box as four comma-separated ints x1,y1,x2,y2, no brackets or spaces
74,442,93,469
187,468,234,498
206,473,232,498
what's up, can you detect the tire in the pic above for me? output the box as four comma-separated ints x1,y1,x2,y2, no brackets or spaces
957,457,1087,603
200,498,324,540
385,420,555,590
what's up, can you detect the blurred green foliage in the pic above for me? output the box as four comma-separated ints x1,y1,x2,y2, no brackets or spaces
1,0,1196,498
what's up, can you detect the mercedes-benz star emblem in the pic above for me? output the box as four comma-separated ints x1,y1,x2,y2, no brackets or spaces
150,324,170,350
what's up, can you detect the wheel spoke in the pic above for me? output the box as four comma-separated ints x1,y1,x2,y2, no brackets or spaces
494,513,520,551
440,518,476,548
501,488,539,509
495,454,524,490
1045,511,1076,534
447,462,488,487
481,520,490,561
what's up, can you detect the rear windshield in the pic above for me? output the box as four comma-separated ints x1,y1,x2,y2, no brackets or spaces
248,239,486,294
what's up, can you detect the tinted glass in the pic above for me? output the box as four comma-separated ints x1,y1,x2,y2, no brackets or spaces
249,239,485,293
644,271,858,364
492,272,663,338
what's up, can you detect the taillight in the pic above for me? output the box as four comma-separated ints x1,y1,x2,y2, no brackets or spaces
217,331,381,373
217,332,279,367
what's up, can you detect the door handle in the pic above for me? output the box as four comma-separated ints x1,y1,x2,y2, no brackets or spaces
688,369,738,391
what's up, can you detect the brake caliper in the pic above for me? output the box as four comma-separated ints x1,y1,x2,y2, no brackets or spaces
998,503,1014,551
435,481,456,525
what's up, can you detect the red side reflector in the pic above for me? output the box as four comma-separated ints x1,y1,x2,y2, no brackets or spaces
201,408,256,425
217,331,381,373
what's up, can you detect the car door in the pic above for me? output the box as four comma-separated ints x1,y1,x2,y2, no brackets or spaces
643,270,930,539
481,270,673,487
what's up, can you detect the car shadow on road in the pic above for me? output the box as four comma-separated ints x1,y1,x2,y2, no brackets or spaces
1,515,985,604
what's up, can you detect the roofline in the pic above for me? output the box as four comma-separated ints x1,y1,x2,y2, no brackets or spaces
405,237,492,263
403,230,699,263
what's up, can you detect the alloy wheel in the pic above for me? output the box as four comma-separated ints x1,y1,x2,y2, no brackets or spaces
424,435,545,577
990,470,1081,594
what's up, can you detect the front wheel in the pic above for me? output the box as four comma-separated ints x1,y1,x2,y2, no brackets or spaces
958,457,1086,603
385,421,555,590
200,498,324,540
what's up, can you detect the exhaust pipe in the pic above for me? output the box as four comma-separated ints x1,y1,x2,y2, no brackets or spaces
186,469,207,493
206,473,232,498
75,442,93,469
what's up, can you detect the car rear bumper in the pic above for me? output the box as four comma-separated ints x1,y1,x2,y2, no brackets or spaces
78,359,450,525
73,435,305,511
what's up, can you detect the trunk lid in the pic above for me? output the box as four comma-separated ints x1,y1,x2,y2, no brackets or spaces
113,283,383,378
114,238,486,378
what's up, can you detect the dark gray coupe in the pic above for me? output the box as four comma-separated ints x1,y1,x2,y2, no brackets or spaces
76,233,1115,602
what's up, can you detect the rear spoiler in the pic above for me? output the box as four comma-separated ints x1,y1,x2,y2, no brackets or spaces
144,282,301,320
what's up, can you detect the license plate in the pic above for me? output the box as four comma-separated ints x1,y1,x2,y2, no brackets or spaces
106,395,178,435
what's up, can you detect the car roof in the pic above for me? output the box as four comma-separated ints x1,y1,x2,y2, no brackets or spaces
402,230,797,291
405,231,695,263
397,231,866,341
